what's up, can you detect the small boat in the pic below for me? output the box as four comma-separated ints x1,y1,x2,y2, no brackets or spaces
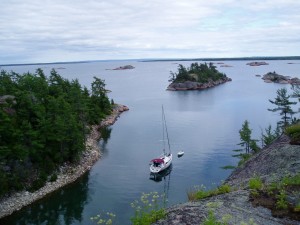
177,151,184,157
150,106,173,174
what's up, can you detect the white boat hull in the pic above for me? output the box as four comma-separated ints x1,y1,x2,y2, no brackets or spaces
177,151,184,157
150,153,172,173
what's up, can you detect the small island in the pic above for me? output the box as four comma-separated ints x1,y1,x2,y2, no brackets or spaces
246,61,269,66
262,71,300,84
167,62,232,91
112,65,135,70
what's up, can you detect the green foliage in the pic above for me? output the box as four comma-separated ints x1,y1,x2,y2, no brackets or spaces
238,120,252,154
261,125,280,147
248,177,263,190
282,173,300,185
130,192,167,225
187,184,231,201
0,69,113,197
217,184,231,194
268,88,297,128
276,190,288,210
50,173,58,182
202,210,225,225
285,124,300,144
237,153,251,167
169,62,228,83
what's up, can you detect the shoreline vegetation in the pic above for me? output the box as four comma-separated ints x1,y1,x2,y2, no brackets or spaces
0,104,129,219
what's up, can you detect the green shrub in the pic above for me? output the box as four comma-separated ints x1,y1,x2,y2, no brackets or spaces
50,173,58,182
285,124,300,143
276,190,288,209
130,192,166,225
29,178,46,192
282,173,300,185
248,177,263,190
237,154,252,167
217,184,231,194
202,210,225,225
285,124,300,136
188,184,232,201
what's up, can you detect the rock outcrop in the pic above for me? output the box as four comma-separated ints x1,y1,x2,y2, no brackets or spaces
166,77,232,91
262,72,300,84
154,190,299,225
225,134,299,187
153,134,300,225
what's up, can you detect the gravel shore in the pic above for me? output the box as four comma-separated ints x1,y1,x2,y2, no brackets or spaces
0,104,129,219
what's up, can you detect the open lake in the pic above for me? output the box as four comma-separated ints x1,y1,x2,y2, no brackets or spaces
1,59,300,225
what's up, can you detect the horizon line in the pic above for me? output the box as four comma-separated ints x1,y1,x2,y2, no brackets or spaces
1,55,300,67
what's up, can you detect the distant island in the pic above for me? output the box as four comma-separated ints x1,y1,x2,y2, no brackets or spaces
112,65,135,70
167,62,232,91
246,61,269,66
262,71,300,84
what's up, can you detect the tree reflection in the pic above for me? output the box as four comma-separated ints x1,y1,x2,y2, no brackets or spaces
99,127,112,151
0,173,90,225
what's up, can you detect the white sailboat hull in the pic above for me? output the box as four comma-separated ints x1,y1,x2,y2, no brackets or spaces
150,153,173,173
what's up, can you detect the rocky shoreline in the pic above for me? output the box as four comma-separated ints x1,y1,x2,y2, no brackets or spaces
262,71,300,84
166,77,232,91
0,104,129,219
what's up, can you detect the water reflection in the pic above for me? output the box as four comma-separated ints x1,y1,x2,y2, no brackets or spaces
0,173,90,225
98,127,112,150
150,165,172,201
149,164,172,183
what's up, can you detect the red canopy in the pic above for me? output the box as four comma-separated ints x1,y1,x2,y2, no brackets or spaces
151,158,164,164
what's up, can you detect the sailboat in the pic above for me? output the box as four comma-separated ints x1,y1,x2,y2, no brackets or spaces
149,106,173,173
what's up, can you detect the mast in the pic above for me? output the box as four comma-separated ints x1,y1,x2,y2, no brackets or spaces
162,105,171,154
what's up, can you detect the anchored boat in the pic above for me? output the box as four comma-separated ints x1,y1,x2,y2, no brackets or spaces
149,106,173,173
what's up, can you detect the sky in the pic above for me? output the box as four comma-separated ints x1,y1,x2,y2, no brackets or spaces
1,0,300,64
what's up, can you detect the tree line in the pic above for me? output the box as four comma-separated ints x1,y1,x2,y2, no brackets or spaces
169,62,228,83
0,69,113,197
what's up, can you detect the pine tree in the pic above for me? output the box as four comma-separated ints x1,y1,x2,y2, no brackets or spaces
268,88,297,128
238,120,252,154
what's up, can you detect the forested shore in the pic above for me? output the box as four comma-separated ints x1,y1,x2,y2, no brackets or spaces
0,103,128,219
0,69,128,217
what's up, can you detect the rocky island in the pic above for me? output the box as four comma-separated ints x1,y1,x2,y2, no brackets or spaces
154,134,300,225
262,71,300,84
167,62,232,91
112,65,135,70
246,61,269,66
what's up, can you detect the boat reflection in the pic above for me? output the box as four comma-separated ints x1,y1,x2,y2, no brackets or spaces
149,164,172,182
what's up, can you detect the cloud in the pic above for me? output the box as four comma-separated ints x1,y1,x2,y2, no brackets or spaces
0,0,299,64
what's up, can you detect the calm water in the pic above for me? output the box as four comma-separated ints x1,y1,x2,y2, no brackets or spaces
1,60,300,225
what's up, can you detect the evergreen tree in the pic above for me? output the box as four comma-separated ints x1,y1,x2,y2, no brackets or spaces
238,120,252,154
169,62,227,83
0,69,113,196
268,88,297,128
261,125,281,147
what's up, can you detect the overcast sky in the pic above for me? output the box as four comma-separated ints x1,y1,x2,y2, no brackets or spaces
1,0,300,64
